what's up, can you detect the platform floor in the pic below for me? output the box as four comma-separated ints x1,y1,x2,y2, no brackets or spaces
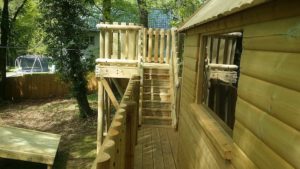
134,127,178,169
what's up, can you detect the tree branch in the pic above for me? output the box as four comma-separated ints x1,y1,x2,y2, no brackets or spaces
11,0,28,24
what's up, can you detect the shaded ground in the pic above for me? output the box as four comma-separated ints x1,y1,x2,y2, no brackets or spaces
0,94,98,169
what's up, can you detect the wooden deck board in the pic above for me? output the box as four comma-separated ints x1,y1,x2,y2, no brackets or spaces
0,126,60,167
135,127,178,169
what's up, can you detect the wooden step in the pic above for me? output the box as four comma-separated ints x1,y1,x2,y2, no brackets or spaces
142,116,172,126
144,68,169,74
143,101,171,109
143,93,171,102
143,87,170,93
143,73,170,80
142,108,171,117
143,79,170,86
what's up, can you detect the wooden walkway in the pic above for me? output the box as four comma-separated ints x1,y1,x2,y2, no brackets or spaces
134,127,178,169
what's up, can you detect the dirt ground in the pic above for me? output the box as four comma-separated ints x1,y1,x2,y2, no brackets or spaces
0,94,98,169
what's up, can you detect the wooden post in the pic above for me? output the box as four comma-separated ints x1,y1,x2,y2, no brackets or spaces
160,29,165,63
99,22,105,59
101,78,120,109
147,28,153,62
128,23,137,60
166,30,170,64
96,153,110,169
97,80,104,154
112,22,119,59
154,29,159,63
105,22,110,59
120,22,127,59
143,28,147,62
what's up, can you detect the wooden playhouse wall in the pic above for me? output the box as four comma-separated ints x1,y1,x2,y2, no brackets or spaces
178,1,300,169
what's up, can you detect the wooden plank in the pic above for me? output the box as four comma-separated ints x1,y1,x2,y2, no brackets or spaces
233,121,294,169
159,128,176,169
0,126,60,165
166,128,178,168
165,30,170,64
240,50,300,92
128,23,137,60
97,81,104,153
96,66,139,78
105,22,111,59
160,29,165,63
189,104,232,160
235,98,300,167
184,34,199,47
100,22,105,59
147,28,153,63
238,74,300,130
152,128,164,169
143,28,147,61
120,22,128,59
154,29,159,63
231,143,258,169
112,22,119,59
101,78,120,110
97,23,142,30
182,46,199,59
142,127,153,169
134,128,143,169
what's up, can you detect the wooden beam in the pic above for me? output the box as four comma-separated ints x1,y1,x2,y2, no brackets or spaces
101,78,120,109
97,23,142,30
112,78,124,97
97,81,104,154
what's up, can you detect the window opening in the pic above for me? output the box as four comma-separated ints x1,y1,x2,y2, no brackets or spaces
201,32,243,129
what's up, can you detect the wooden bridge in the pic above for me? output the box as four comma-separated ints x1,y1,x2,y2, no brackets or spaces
92,22,181,169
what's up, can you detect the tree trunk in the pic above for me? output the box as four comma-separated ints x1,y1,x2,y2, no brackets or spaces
137,0,148,27
102,0,112,22
68,46,93,118
75,85,93,118
0,0,9,100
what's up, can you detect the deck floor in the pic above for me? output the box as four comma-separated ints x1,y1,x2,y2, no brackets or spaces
134,126,178,169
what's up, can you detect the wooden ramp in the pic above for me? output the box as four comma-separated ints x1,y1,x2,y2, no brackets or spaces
0,126,61,169
134,127,178,169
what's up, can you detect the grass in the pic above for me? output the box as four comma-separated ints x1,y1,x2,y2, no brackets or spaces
0,94,98,169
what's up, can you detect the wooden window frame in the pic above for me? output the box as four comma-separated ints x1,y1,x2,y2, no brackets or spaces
192,31,243,160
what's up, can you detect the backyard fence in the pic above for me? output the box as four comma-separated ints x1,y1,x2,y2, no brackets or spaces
5,73,97,100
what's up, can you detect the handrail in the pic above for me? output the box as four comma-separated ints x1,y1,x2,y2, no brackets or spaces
92,75,140,169
170,28,181,128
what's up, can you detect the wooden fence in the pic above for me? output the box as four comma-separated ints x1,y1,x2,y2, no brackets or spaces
92,76,140,169
5,73,97,100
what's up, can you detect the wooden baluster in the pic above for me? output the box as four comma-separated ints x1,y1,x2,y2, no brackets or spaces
105,22,111,59
171,28,177,62
143,28,147,62
97,80,104,154
166,30,170,64
112,22,119,59
154,29,159,63
120,22,127,59
128,23,137,60
160,29,165,63
99,22,105,59
147,28,153,62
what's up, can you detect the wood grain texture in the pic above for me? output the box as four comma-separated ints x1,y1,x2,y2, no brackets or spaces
238,74,300,130
235,98,300,167
240,50,300,92
0,126,60,165
233,121,293,169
